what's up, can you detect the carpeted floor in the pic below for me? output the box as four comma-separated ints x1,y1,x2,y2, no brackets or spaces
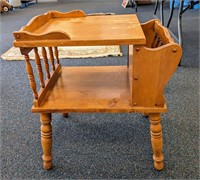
0,0,199,179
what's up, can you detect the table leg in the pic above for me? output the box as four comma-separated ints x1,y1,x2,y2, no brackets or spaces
149,113,164,170
40,113,53,170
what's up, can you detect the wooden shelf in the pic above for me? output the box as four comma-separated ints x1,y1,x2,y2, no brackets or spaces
32,65,167,113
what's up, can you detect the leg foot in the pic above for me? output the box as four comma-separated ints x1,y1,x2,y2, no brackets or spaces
40,113,53,170
154,159,164,170
149,113,164,170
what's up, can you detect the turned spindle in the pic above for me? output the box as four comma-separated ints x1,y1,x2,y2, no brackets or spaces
149,113,164,170
34,47,45,88
40,113,52,170
48,47,55,71
152,33,158,48
24,54,38,99
156,37,161,47
54,47,60,64
42,47,50,79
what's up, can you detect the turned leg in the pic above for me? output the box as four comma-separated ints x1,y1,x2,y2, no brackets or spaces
40,113,52,170
149,113,164,170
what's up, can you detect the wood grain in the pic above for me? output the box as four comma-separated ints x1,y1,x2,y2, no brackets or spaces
32,66,167,113
128,19,182,107
33,64,61,107
13,12,146,47
13,14,182,171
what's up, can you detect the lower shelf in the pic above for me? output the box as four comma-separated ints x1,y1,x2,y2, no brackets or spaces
32,66,166,113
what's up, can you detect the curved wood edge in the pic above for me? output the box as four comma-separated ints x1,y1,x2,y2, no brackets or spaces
18,10,85,33
50,9,86,18
141,19,174,44
132,43,182,107
21,12,52,32
154,20,174,44
13,31,70,41
141,19,157,29
153,43,182,105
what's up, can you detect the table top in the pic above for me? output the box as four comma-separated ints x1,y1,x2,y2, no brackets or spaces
13,10,146,47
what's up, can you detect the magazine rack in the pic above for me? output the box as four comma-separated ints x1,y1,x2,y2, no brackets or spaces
13,10,182,170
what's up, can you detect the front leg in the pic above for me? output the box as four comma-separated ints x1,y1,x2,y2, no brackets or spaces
40,113,52,170
149,113,164,170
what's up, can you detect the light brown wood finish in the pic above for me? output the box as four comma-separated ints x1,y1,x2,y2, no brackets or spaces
40,113,52,170
13,10,146,47
149,113,164,170
13,11,182,171
48,47,55,71
54,47,59,64
34,47,45,88
33,64,61,107
32,66,167,113
24,53,38,99
42,47,51,79
128,20,182,108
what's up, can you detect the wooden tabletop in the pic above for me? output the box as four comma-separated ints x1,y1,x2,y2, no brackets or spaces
13,10,146,47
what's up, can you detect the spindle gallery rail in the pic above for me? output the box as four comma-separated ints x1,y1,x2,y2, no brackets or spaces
21,46,61,107
13,10,182,171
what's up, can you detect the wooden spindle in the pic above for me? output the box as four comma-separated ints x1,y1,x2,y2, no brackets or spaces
155,37,161,47
149,113,164,170
24,54,38,99
42,47,50,79
48,47,55,71
54,47,60,64
152,33,158,48
40,113,52,170
34,47,45,88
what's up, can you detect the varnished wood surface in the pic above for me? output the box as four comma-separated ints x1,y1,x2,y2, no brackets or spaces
13,10,146,47
40,113,52,170
149,113,164,170
14,16,182,170
33,64,61,107
128,20,182,108
32,66,167,113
